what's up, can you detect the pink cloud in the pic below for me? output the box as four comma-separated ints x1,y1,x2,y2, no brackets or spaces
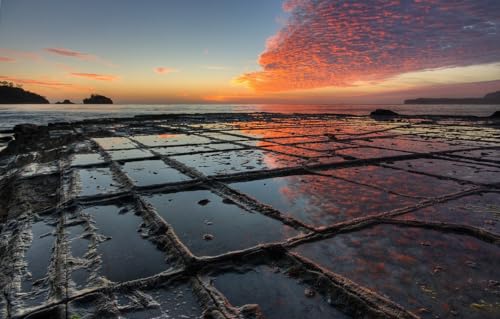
45,47,116,67
45,48,92,60
70,73,118,81
238,0,500,91
154,67,177,74
0,56,15,62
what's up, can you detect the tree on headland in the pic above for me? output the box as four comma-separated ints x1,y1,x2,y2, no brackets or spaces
83,94,113,104
0,82,49,104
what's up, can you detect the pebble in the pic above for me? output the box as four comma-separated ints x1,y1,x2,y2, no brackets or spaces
198,199,210,206
304,288,315,297
203,233,214,240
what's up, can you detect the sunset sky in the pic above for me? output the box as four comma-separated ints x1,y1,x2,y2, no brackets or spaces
1,0,500,104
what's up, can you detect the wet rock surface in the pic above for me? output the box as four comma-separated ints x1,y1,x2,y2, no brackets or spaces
0,112,499,318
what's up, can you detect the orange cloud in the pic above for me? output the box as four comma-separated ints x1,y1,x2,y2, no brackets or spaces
0,56,15,62
154,67,178,74
70,73,118,81
237,0,500,92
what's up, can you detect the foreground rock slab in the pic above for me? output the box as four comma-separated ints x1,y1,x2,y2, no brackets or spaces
0,112,499,319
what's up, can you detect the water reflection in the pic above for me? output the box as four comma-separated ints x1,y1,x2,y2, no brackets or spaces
231,174,416,227
293,225,500,319
145,190,299,257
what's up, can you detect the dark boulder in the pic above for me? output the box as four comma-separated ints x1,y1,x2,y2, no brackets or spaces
490,111,500,118
370,109,399,117
484,91,500,101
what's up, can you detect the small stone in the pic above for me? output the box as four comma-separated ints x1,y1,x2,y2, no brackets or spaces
203,233,214,240
198,199,210,206
416,308,430,314
432,265,444,274
304,288,315,298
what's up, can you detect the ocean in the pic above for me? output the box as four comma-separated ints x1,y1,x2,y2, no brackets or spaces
0,103,499,130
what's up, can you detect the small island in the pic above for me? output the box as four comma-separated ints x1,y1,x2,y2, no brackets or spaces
55,99,74,104
0,82,49,104
83,94,113,104
405,90,500,104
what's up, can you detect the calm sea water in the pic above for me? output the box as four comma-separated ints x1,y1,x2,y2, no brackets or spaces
0,103,499,130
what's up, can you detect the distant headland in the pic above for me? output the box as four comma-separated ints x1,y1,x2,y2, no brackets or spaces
405,90,500,104
0,82,113,104
0,82,49,104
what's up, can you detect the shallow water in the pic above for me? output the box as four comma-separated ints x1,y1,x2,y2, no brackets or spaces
146,190,300,256
213,264,350,319
293,224,500,319
1,103,499,130
231,174,416,227
85,205,170,282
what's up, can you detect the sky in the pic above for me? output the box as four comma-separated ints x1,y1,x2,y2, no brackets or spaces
0,0,500,104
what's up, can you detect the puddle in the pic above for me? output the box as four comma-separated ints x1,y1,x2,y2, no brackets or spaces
173,149,303,176
387,158,500,184
73,167,122,197
322,165,471,198
131,134,212,147
70,153,105,167
85,205,171,282
145,190,300,256
396,192,500,234
93,137,138,150
231,175,416,227
22,221,55,291
122,160,191,187
293,225,500,319
354,137,467,153
212,264,350,319
154,143,244,156
106,148,154,161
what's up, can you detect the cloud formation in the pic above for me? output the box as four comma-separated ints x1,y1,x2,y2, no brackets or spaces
45,47,116,67
45,48,92,60
237,0,500,91
0,76,74,88
154,67,177,74
70,73,118,81
0,56,15,62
